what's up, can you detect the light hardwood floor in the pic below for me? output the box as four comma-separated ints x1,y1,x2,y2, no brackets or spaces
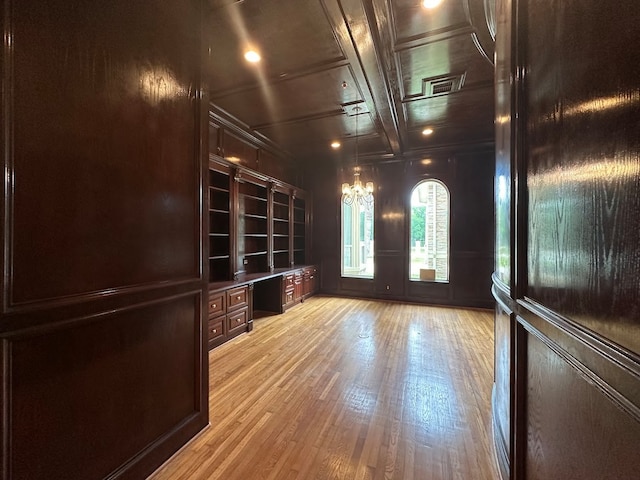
149,296,498,480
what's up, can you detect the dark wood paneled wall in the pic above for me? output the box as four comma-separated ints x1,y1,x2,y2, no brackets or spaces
310,148,495,309
493,0,640,478
1,1,207,478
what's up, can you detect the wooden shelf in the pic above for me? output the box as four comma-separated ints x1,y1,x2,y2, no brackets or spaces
209,167,232,282
208,158,309,281
244,251,268,257
244,213,267,220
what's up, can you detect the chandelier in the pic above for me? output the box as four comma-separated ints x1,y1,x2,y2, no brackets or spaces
341,106,374,205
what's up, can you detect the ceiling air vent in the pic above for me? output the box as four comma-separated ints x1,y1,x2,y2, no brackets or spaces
425,73,466,97
432,79,455,95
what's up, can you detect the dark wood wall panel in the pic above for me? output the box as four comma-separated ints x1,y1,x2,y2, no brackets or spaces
311,167,340,292
492,1,640,479
311,150,494,308
9,294,200,480
451,153,494,255
492,293,512,479
525,0,640,354
1,0,208,478
524,330,640,480
493,0,512,288
450,253,493,304
372,164,404,252
222,131,258,170
8,0,200,306
374,253,406,297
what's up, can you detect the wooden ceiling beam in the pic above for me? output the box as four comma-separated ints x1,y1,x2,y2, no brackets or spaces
321,0,402,157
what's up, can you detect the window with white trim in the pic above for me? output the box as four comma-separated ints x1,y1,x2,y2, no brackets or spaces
341,195,374,278
409,180,449,282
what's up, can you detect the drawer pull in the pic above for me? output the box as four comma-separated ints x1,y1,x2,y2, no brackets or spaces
212,303,216,308
212,329,217,334
236,318,242,323
237,295,241,300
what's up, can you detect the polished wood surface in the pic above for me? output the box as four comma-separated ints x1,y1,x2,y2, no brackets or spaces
492,0,514,477
492,1,640,479
526,0,640,355
207,156,310,283
2,0,208,478
150,296,498,480
204,0,495,163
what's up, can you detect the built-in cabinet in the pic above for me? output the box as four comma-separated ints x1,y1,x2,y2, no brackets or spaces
206,153,316,349
207,284,252,349
303,266,318,298
208,157,311,283
281,265,317,311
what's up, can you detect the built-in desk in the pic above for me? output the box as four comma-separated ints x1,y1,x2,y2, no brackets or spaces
207,265,319,349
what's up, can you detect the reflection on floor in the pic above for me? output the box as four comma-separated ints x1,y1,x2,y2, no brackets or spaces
149,296,498,480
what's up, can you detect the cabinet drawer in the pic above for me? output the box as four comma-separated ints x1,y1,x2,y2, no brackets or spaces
207,317,224,342
284,290,294,305
284,274,294,289
208,292,225,317
227,286,248,310
227,307,248,335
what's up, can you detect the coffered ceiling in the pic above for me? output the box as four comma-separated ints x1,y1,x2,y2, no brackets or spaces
204,0,495,166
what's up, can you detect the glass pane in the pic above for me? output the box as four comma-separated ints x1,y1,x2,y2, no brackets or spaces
409,181,449,282
341,196,374,278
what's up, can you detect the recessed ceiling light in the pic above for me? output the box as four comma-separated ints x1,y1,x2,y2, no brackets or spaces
244,50,261,63
422,0,443,8
331,141,341,149
422,127,434,136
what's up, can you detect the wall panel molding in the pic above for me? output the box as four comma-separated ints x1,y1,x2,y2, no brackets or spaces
1,0,208,478
2,277,202,317
491,386,510,480
4,292,206,480
518,300,640,422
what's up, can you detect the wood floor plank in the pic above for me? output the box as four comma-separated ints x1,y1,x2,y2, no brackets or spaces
149,296,499,480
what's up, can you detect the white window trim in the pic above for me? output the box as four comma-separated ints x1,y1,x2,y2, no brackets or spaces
409,179,450,283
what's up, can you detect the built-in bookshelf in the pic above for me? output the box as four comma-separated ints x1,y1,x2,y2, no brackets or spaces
207,157,310,283
237,178,269,275
293,196,306,265
272,189,291,269
208,168,231,282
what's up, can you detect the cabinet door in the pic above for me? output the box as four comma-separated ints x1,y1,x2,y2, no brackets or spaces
310,266,319,293
294,271,303,300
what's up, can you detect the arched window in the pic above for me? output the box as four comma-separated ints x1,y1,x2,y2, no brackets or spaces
409,180,449,282
341,195,374,278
